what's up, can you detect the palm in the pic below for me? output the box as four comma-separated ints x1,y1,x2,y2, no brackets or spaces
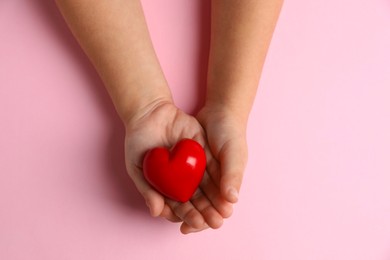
124,103,231,233
125,103,205,169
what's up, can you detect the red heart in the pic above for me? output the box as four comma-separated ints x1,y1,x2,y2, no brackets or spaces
142,139,206,203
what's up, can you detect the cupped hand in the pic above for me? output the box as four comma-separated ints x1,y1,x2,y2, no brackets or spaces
197,106,248,204
124,101,233,234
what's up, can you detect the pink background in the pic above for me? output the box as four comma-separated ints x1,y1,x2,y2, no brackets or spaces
1,0,390,259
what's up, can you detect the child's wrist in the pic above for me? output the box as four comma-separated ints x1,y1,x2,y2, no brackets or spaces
202,100,249,126
121,92,173,128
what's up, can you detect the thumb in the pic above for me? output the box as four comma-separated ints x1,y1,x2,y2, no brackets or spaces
129,165,165,217
219,138,248,203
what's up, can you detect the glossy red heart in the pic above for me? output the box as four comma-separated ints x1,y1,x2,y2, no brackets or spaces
142,139,206,203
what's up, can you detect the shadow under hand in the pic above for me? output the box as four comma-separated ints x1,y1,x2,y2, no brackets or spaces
32,0,147,215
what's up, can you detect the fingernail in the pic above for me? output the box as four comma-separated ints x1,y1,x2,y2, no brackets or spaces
228,188,239,202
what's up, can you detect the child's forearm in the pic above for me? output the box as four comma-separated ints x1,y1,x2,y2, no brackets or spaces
206,0,283,124
55,0,172,124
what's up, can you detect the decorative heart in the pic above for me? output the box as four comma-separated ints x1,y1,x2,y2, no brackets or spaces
142,139,206,203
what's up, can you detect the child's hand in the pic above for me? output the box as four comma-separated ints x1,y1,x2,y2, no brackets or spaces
124,101,232,234
197,106,248,204
57,0,282,234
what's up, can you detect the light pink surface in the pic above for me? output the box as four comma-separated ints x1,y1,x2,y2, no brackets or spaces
1,1,390,259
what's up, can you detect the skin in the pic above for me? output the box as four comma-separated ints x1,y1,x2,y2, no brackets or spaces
55,0,283,234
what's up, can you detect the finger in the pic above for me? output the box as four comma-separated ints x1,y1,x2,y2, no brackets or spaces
203,144,222,187
198,144,233,218
128,165,165,217
219,139,248,203
190,189,224,229
192,131,206,147
199,171,233,219
166,199,205,229
159,204,182,223
180,222,209,234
